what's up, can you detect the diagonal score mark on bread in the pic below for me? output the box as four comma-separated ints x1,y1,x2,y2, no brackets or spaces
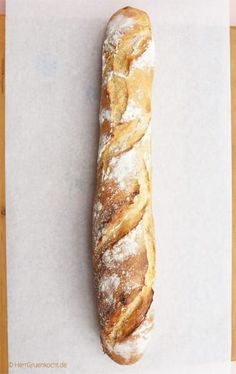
92,6,155,365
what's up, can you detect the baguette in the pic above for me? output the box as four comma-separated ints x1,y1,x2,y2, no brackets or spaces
92,6,155,365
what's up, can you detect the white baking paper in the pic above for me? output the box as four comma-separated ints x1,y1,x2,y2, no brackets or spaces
6,0,231,373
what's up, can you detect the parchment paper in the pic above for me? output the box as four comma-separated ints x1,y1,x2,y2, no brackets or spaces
6,0,231,373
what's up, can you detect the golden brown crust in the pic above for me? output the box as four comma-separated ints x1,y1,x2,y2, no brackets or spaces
92,6,155,365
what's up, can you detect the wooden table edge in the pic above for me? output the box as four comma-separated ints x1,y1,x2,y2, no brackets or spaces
231,25,236,361
0,13,8,374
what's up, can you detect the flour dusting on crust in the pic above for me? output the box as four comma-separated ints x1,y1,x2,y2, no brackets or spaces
103,71,128,85
132,40,155,69
102,221,142,267
99,109,111,125
107,15,135,34
98,133,111,159
99,275,120,307
109,149,138,189
121,100,144,122
103,309,154,362
104,15,135,52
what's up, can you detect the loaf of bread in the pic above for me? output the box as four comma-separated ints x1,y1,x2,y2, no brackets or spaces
92,6,155,365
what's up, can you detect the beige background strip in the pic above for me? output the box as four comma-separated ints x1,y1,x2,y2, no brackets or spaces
0,14,8,374
232,25,236,361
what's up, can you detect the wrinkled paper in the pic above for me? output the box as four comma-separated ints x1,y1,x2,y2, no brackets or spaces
6,0,231,373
